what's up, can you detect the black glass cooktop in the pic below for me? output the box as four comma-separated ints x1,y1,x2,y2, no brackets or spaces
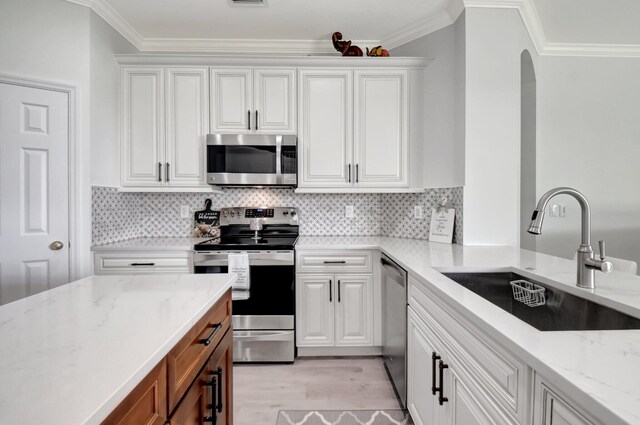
194,236,298,251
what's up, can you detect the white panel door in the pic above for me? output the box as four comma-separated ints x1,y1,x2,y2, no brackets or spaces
408,308,441,425
298,69,353,187
0,83,69,304
166,68,208,187
296,274,335,346
354,69,408,187
334,274,373,346
122,67,165,187
540,388,592,425
210,68,252,132
254,68,296,134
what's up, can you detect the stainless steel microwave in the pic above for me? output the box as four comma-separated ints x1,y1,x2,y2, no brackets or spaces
206,134,297,187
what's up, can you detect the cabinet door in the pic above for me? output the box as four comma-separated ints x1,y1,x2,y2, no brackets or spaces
166,67,208,187
254,68,296,134
535,383,593,425
298,69,353,187
209,329,233,425
296,274,335,346
334,275,373,346
446,365,504,425
354,69,408,187
210,68,252,132
121,67,164,187
407,308,440,425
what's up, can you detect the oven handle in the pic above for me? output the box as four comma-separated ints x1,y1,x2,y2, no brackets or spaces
193,251,294,267
233,331,294,342
194,258,294,267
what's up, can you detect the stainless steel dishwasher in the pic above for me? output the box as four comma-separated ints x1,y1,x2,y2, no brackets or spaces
381,253,408,409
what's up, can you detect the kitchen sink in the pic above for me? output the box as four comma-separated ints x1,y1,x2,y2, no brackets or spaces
442,272,640,331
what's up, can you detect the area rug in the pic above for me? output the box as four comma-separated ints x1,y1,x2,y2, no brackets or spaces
276,410,411,425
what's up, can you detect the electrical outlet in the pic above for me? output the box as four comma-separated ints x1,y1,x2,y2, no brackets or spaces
180,205,190,218
559,205,566,217
345,205,355,218
414,206,423,219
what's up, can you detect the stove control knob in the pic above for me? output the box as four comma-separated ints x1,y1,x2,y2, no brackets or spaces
290,210,297,217
283,211,289,216
230,211,236,217
223,211,228,217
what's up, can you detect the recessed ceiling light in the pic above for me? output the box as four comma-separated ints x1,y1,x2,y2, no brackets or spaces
229,0,266,6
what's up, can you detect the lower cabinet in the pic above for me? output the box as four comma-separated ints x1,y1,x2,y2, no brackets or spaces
533,377,594,425
102,290,232,425
296,274,373,347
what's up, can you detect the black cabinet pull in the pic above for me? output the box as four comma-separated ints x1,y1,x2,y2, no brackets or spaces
203,375,218,424
356,163,359,183
166,162,170,182
431,352,441,395
338,280,341,303
323,260,346,264
438,360,449,405
200,323,223,346
348,164,352,183
157,162,162,182
247,110,251,130
329,279,333,302
130,262,155,266
214,367,223,413
255,110,258,130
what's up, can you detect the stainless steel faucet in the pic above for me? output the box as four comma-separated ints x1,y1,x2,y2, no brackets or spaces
527,187,612,289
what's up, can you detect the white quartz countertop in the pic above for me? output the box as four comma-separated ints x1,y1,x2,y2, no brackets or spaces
0,273,235,425
91,237,205,251
298,236,640,425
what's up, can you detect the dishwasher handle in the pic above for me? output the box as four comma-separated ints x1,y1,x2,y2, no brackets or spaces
381,256,407,285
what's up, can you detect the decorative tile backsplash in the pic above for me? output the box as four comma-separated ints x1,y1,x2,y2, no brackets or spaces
92,186,463,245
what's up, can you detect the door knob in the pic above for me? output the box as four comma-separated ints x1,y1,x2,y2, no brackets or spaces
49,241,64,251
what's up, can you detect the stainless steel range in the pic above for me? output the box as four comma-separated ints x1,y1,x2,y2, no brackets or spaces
193,207,298,363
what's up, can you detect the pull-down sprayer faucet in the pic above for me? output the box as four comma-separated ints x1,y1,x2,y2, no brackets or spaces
528,187,612,289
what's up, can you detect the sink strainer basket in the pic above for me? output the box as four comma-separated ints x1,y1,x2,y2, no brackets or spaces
510,279,546,307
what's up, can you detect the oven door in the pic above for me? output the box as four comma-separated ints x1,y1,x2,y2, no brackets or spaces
193,251,295,330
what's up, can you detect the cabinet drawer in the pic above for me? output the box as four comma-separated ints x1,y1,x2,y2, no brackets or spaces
101,360,167,425
167,290,232,412
296,250,372,273
409,275,528,424
94,252,191,274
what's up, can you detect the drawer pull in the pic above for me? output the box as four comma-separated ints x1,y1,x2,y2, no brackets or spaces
329,279,333,302
431,352,441,395
323,260,346,264
130,262,155,266
203,375,218,424
438,360,449,405
200,323,223,346
214,367,223,413
338,280,341,303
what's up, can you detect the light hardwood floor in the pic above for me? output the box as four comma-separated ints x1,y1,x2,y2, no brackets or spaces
233,357,401,425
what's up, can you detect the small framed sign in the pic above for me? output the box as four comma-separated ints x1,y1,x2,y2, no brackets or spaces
429,202,455,244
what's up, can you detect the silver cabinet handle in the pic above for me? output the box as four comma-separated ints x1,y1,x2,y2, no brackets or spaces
166,162,170,182
158,162,162,182
49,241,64,251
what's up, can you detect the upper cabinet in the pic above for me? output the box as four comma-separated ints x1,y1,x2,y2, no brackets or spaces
121,66,213,192
297,67,421,192
210,67,296,134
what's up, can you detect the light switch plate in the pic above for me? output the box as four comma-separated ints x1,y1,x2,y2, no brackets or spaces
345,205,355,218
180,205,190,218
414,206,423,219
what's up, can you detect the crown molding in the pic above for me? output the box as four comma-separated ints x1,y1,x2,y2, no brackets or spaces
542,43,640,58
66,0,144,50
382,0,465,50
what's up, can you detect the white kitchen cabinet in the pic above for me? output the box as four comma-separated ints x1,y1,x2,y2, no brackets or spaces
297,68,418,192
121,66,211,191
296,274,335,346
296,273,373,348
210,67,296,134
354,69,408,187
94,251,191,275
533,378,594,425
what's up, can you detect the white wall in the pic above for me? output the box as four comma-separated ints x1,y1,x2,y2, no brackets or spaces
390,15,465,189
536,55,640,268
462,7,538,246
0,0,136,278
90,12,138,187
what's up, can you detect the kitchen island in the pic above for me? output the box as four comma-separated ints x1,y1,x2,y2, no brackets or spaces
0,273,235,425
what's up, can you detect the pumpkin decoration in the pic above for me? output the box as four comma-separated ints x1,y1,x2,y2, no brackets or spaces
332,32,363,57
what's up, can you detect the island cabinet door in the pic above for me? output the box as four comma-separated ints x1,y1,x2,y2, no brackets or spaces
169,330,233,425
101,360,167,425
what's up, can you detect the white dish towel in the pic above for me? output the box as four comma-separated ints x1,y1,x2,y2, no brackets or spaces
228,253,251,299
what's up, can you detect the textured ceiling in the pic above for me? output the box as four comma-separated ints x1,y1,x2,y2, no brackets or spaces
103,0,451,41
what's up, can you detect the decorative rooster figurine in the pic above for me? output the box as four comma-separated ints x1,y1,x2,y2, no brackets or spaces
332,32,363,57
